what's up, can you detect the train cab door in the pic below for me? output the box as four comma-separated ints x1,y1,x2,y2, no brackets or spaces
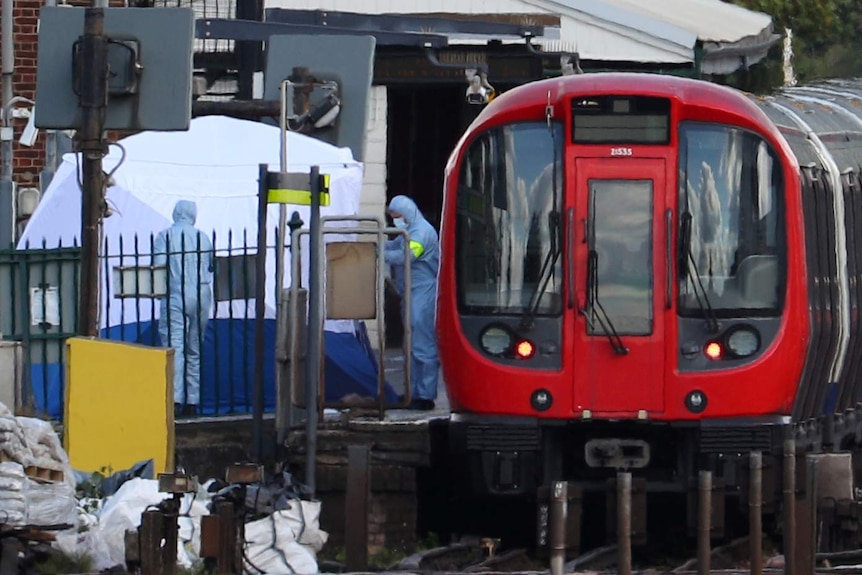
572,158,667,415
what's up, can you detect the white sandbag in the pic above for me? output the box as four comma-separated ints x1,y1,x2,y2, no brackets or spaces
0,416,19,433
0,461,29,526
0,420,34,467
15,416,75,488
0,401,10,416
244,540,318,575
0,476,24,491
96,479,169,568
0,489,25,504
0,461,26,480
243,507,328,575
25,478,78,526
176,491,211,568
281,500,328,552
0,509,27,526
17,417,69,465
0,495,27,508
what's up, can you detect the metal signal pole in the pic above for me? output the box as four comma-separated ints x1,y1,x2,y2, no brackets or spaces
75,8,109,337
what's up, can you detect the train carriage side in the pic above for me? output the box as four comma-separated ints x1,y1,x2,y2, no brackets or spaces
749,82,862,443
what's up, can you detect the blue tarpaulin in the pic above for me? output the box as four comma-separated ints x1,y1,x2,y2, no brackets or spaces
31,320,398,419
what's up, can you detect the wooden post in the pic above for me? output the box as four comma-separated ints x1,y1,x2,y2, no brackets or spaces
618,472,632,575
549,481,567,575
698,470,712,575
346,444,371,571
750,451,763,575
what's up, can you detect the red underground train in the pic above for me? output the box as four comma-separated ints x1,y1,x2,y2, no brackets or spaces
437,72,862,548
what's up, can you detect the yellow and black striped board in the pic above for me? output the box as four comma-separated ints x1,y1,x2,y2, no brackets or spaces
266,171,331,206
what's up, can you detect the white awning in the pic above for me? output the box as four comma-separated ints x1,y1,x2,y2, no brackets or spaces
595,0,780,73
262,0,779,72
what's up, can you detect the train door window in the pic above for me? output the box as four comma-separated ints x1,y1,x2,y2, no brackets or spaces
678,123,786,316
587,180,654,335
455,121,564,314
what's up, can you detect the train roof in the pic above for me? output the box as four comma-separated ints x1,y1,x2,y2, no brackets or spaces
474,73,862,175
470,72,783,147
747,79,862,173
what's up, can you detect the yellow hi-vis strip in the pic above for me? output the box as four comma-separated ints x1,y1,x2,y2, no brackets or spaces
409,240,424,258
266,172,331,206
268,188,331,206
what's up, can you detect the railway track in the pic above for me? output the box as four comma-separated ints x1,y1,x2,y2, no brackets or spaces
370,536,862,574
325,446,862,575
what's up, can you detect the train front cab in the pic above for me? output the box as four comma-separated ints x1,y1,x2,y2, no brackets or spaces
438,75,810,546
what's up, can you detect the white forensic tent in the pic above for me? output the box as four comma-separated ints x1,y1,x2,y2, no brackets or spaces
19,115,362,331
18,115,396,416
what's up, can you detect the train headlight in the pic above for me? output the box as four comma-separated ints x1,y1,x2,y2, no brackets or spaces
480,326,513,356
531,389,553,411
685,390,708,414
726,327,760,358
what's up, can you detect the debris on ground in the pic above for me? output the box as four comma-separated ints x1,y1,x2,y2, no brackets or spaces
0,401,329,573
0,402,77,528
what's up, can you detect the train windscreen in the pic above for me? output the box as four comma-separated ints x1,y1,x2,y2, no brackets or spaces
678,122,786,317
455,121,564,315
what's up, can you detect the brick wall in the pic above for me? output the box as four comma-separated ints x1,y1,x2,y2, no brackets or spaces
8,0,42,186
3,0,126,186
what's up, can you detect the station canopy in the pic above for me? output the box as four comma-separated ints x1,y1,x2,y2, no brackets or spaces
262,0,780,73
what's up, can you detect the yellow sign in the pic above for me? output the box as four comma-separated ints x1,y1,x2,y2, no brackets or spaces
266,172,331,206
65,338,175,475
267,189,331,206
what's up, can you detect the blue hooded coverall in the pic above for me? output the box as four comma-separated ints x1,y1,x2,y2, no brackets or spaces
384,195,440,401
154,200,214,407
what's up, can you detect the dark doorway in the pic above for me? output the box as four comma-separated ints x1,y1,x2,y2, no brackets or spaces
383,84,481,346
386,84,481,228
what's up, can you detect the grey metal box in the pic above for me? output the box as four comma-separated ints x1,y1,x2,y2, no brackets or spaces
35,7,194,131
263,34,375,162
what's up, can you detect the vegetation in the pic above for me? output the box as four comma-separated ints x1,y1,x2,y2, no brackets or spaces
33,551,94,575
720,0,862,91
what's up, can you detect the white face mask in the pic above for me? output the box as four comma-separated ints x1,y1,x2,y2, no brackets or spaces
393,217,408,229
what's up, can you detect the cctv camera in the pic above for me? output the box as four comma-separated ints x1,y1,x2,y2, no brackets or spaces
465,70,494,105
466,90,489,105
19,112,39,147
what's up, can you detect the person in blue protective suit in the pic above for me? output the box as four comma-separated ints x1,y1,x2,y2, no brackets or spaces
385,195,440,411
154,200,214,418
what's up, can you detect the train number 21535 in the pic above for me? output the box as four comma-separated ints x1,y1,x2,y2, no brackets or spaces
610,147,633,156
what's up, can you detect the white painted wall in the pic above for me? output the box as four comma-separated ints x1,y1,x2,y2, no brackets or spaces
360,85,389,221
360,85,389,350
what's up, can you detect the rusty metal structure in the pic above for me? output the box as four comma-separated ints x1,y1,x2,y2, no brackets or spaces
124,472,196,575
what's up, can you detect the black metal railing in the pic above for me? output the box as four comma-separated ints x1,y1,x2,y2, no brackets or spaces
6,229,288,420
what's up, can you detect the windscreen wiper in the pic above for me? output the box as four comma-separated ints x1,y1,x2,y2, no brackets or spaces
579,249,628,355
518,210,562,331
679,212,720,333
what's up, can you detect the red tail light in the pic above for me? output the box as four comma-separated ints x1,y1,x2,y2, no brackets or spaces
705,341,723,360
515,340,535,359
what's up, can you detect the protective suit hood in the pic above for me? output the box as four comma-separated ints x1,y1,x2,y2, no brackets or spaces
388,195,422,225
173,200,198,225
